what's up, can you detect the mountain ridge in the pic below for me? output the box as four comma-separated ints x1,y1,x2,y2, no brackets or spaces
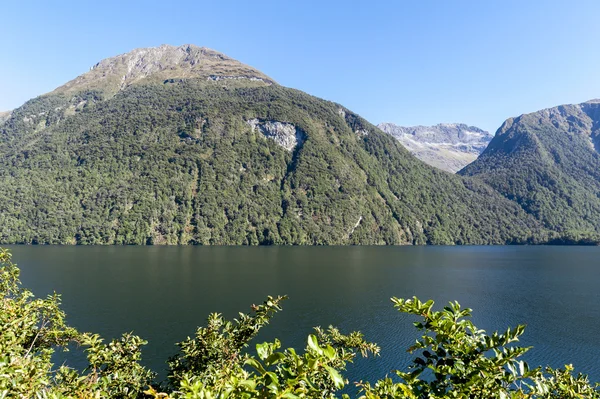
460,99,600,240
51,44,275,98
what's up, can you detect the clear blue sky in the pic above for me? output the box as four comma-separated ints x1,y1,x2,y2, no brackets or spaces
2,0,600,133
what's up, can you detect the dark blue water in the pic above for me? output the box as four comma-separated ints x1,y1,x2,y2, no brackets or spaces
9,245,600,386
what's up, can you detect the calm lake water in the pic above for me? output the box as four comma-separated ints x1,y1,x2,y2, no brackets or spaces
7,246,600,386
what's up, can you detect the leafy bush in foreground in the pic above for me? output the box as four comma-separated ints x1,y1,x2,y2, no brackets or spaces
1,248,598,398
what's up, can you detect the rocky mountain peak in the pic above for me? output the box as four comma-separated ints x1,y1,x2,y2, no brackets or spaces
90,44,218,73
377,122,493,173
379,123,491,144
53,44,275,96
495,100,600,143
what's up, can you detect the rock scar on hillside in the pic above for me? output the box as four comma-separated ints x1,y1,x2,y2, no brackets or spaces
247,119,306,152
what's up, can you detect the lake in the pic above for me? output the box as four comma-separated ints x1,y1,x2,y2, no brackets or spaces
7,245,600,387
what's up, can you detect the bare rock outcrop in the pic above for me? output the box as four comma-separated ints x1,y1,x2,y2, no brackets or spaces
0,111,11,125
247,119,306,152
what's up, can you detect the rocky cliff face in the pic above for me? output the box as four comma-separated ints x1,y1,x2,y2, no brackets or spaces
52,44,275,98
247,119,306,152
378,123,493,173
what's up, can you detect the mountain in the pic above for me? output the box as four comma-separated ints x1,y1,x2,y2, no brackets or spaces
0,44,549,245
460,100,600,241
51,44,275,98
378,123,493,173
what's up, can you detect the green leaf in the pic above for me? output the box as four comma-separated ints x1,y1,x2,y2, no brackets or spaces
265,352,285,366
322,345,335,360
325,365,345,389
307,334,321,354
245,358,266,374
256,342,271,360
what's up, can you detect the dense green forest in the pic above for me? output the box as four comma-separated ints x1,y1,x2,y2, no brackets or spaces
1,248,598,398
460,101,600,243
0,77,552,245
2,44,599,245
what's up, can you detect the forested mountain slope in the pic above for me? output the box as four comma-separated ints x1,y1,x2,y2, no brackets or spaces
460,100,600,240
0,44,548,245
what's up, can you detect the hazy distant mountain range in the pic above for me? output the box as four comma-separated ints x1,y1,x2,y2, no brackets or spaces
0,44,597,244
377,123,493,173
